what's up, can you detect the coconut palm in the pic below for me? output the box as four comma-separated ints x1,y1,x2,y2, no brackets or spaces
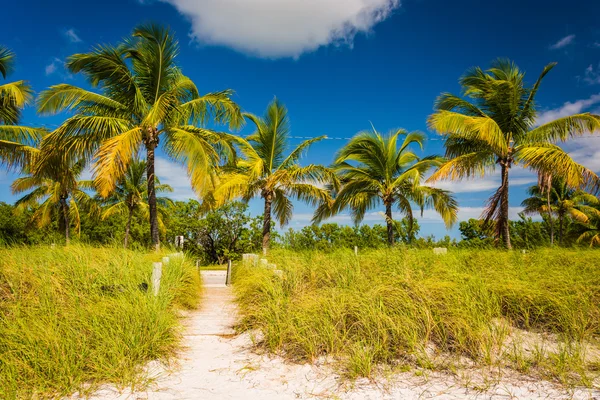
101,159,173,248
314,128,458,246
0,45,42,167
428,59,600,249
211,98,333,254
522,177,600,245
12,156,97,244
36,24,243,250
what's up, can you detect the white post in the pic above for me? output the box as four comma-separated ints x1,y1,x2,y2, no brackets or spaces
226,259,232,286
354,246,358,256
152,262,163,296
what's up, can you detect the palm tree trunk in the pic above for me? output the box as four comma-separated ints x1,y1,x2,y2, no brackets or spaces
60,195,70,245
124,207,133,249
558,212,564,246
262,190,272,255
500,163,512,249
146,132,160,251
385,200,394,246
546,190,554,246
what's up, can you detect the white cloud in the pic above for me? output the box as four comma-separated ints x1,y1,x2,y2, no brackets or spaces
582,63,600,85
44,57,62,76
549,34,575,50
155,157,197,200
430,166,536,194
536,93,600,125
159,0,400,58
64,28,82,43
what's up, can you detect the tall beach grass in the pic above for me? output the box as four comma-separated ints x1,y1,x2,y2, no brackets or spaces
233,248,600,386
0,245,201,399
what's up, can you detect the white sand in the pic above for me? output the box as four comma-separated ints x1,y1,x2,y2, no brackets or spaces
79,271,599,400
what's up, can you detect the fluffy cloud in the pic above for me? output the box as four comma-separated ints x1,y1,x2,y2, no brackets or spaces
549,34,575,50
536,93,600,125
64,28,82,43
429,166,536,194
159,0,400,58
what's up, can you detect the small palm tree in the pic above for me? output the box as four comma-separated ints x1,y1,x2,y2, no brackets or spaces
37,24,243,250
101,159,173,248
12,156,97,244
314,128,458,246
522,178,600,245
428,59,600,249
212,98,333,254
0,45,42,167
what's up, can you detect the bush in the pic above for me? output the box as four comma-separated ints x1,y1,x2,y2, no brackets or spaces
233,248,600,384
0,245,201,399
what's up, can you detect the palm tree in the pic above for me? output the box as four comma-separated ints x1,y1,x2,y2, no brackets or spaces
314,128,458,246
0,45,42,167
101,159,173,248
522,178,600,245
428,59,600,249
212,98,333,254
12,156,97,244
36,24,243,250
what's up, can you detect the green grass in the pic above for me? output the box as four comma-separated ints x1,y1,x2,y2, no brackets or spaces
233,248,600,386
0,245,201,399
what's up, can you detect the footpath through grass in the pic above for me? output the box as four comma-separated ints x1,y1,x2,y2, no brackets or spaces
233,248,600,386
0,245,201,399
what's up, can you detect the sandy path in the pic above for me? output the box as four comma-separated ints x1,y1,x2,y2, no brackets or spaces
83,271,599,400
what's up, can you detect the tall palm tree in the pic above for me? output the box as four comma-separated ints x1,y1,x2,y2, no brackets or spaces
12,156,97,244
101,159,173,248
314,128,458,246
36,24,243,250
0,45,41,167
212,98,333,254
522,178,600,245
428,59,600,249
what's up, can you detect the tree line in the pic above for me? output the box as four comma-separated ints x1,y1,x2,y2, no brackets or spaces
2,23,600,253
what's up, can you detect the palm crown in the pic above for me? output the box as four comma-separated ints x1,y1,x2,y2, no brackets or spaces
101,159,173,248
314,128,458,245
428,59,600,248
36,23,243,249
11,156,97,244
0,45,41,168
213,98,333,253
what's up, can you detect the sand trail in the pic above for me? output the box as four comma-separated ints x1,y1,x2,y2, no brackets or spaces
82,271,598,400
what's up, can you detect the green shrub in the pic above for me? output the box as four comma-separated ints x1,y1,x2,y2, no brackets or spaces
0,245,201,399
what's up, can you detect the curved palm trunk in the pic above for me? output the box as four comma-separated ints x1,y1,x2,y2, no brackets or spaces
499,163,512,249
385,200,394,246
558,212,564,246
546,190,554,246
146,133,160,251
124,206,133,249
262,190,273,255
60,195,70,245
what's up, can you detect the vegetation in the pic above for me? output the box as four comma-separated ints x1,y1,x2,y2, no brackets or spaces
101,159,173,248
211,98,333,254
36,24,242,249
427,59,600,249
314,128,458,245
0,245,201,398
234,249,600,385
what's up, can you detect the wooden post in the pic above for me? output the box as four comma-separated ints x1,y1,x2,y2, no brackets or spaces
354,246,358,256
152,262,162,296
226,259,232,286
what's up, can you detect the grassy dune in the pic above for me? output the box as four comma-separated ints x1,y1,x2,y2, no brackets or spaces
0,245,201,399
233,249,600,386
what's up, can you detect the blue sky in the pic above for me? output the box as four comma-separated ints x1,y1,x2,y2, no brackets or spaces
2,0,600,238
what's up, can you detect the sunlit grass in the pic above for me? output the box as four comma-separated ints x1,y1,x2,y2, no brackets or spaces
0,244,201,399
233,248,600,386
